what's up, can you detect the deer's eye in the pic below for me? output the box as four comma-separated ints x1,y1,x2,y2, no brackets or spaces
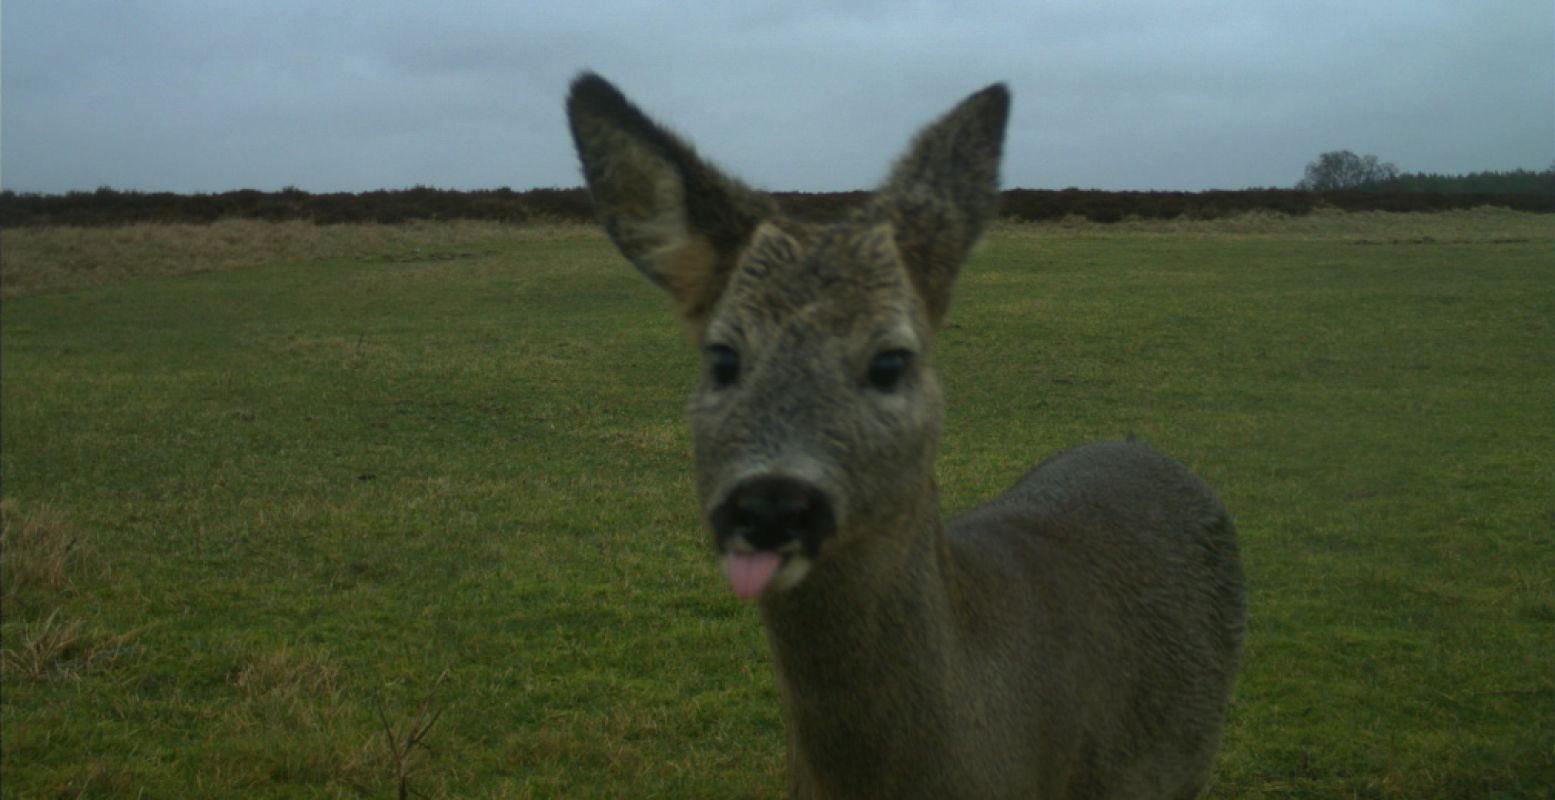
866,349,913,392
706,345,741,389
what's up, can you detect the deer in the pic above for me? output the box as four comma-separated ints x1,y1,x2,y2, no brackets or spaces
565,72,1246,799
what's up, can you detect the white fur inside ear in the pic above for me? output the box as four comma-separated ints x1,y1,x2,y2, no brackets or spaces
616,170,721,320
624,169,692,261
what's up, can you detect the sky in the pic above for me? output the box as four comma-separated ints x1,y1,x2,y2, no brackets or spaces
2,1,1551,194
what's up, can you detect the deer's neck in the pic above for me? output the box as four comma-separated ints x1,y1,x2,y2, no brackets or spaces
757,493,969,794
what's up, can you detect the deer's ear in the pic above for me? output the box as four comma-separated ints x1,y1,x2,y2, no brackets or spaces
869,84,1009,327
567,73,774,330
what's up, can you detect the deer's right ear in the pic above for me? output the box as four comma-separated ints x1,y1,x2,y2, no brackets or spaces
567,73,773,331
869,83,1009,328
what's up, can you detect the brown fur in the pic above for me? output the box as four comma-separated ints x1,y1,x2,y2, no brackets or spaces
567,73,1245,799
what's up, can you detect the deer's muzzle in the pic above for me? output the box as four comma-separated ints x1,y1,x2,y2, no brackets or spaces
709,475,836,600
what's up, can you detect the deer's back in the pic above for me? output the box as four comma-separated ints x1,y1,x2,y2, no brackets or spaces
944,440,1246,798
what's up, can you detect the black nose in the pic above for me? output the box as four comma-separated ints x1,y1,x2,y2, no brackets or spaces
710,476,835,553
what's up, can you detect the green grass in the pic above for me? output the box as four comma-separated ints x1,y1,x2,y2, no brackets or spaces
2,210,1551,797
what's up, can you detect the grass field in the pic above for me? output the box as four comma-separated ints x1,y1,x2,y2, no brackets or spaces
2,210,1551,798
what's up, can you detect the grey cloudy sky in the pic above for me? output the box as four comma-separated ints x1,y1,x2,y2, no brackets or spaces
3,1,1550,193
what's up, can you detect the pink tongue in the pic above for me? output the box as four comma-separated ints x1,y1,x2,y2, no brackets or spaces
721,551,783,601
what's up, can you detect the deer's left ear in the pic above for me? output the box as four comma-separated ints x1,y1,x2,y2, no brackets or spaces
567,73,775,333
868,84,1009,327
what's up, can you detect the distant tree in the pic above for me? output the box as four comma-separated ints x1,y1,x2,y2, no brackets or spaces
1297,150,1400,191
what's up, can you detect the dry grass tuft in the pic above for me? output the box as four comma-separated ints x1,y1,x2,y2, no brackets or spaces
0,608,144,679
0,499,90,616
222,643,350,739
229,644,343,700
0,609,84,676
0,501,141,679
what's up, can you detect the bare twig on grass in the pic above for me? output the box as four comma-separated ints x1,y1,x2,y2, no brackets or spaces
376,668,449,800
